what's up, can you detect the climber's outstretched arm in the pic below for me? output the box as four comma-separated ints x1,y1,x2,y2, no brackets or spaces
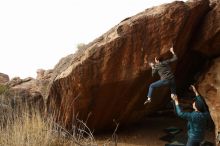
162,46,178,64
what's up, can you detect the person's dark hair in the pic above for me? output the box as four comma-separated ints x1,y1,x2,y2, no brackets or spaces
194,100,205,112
156,56,163,62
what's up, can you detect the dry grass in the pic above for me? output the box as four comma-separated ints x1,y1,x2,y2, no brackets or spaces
0,106,215,146
0,111,54,146
0,107,99,146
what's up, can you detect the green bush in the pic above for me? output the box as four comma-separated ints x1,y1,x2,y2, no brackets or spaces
0,84,9,95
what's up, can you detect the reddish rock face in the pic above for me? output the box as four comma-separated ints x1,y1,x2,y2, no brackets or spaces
192,0,220,57
197,58,220,146
47,0,210,131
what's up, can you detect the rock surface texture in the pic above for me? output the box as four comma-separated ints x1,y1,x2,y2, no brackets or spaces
192,0,220,57
193,1,220,145
0,77,43,110
0,73,9,84
0,70,53,114
197,58,220,145
47,0,210,131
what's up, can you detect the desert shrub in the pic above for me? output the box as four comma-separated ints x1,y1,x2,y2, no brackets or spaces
77,43,86,50
0,84,9,95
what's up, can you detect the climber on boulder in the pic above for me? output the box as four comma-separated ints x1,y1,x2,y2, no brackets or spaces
144,46,177,104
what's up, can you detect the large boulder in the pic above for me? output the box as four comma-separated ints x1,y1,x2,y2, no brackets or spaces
192,0,220,57
0,77,44,111
191,1,220,144
197,57,220,145
0,69,53,114
47,0,210,131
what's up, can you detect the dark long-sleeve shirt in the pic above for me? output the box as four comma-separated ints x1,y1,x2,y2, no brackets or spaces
175,96,210,141
152,54,177,80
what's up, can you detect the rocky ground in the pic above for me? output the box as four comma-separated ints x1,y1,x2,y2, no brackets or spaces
96,111,215,146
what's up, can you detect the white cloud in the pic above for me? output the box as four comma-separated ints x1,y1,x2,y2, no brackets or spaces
0,0,186,79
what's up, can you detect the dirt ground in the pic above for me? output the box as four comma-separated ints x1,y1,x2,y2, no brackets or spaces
96,111,215,146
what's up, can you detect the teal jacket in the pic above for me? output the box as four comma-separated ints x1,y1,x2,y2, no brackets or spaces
175,96,210,141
